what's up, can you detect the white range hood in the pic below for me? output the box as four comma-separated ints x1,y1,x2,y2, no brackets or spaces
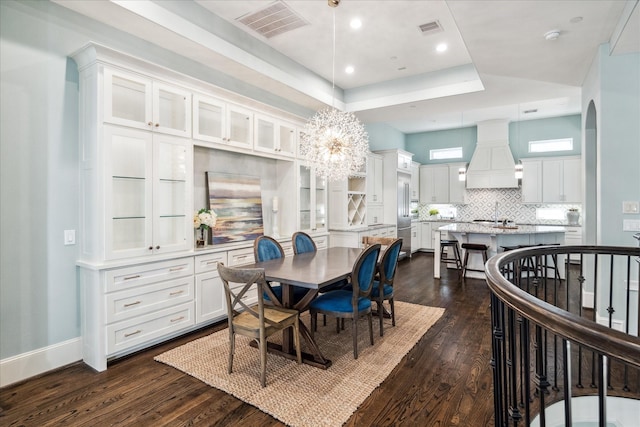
465,119,518,189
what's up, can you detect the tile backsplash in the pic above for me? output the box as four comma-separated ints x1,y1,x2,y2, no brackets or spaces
418,188,581,225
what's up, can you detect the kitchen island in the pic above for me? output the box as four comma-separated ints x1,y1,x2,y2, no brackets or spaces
434,223,566,279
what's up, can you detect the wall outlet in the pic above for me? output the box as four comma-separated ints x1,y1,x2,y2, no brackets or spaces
623,219,640,231
64,230,76,245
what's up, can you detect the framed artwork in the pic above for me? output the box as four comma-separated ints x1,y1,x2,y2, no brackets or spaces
206,172,264,244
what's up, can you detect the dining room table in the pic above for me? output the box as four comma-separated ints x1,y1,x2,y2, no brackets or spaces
243,246,363,369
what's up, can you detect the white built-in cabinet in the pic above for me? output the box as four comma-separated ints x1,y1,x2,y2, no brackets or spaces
329,168,368,229
192,95,253,150
72,43,324,372
411,161,420,201
298,163,328,232
520,156,581,204
420,163,468,204
104,68,191,137
420,165,449,204
420,222,432,249
542,157,581,203
254,114,296,158
367,153,384,225
104,126,192,259
411,224,419,253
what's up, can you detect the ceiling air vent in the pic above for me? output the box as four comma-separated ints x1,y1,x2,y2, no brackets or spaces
418,20,443,35
237,1,309,39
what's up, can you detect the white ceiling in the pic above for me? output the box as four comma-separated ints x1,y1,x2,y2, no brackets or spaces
54,0,639,133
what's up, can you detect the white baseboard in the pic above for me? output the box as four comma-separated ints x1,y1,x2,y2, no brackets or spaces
0,337,82,387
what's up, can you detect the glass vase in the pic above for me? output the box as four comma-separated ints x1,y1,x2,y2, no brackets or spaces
196,227,208,248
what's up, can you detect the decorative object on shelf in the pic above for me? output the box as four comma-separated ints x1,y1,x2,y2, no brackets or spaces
300,1,369,182
566,208,580,225
194,208,217,248
514,161,524,179
429,208,440,219
206,172,264,244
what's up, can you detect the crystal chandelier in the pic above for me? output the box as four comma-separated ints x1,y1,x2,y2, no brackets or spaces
301,0,369,182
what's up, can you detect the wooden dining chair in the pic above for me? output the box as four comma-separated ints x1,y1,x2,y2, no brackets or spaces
217,263,302,387
292,231,317,254
370,238,402,336
253,235,307,305
309,243,381,359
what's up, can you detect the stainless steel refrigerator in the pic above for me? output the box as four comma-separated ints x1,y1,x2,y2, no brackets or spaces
397,172,412,257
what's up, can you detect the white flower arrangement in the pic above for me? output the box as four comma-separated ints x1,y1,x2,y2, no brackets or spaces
194,208,217,230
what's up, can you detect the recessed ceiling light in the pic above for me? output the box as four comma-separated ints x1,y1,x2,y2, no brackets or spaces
345,65,354,74
436,43,448,52
350,18,362,29
544,30,561,41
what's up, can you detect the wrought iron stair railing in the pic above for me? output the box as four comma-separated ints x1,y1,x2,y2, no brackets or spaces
485,245,640,427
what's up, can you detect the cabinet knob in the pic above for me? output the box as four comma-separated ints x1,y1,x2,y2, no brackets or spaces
155,245,160,250
155,123,160,127
147,121,153,126
148,246,153,250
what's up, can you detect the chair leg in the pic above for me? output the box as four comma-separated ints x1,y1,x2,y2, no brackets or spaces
293,317,302,365
336,318,341,334
462,251,470,278
378,300,384,337
259,333,267,388
368,312,374,346
389,298,396,327
228,329,235,374
310,311,316,338
352,317,359,359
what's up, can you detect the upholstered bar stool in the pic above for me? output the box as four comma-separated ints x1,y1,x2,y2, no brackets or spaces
460,243,489,278
440,239,462,278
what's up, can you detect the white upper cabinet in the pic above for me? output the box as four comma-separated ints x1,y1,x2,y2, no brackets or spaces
104,68,191,137
193,94,253,150
298,163,328,232
366,153,383,205
520,159,543,204
448,162,468,204
254,114,296,158
420,165,449,204
411,161,420,201
542,157,581,203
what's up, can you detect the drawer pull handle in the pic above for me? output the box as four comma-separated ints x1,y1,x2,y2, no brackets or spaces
206,261,218,265
124,275,141,281
124,300,141,307
170,316,185,323
169,290,184,296
124,329,141,337
169,267,184,272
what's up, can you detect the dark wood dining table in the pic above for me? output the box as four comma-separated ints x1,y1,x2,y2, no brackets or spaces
243,246,363,369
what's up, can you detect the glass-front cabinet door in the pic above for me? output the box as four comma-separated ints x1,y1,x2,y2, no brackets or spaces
153,134,192,254
278,121,297,157
193,94,226,144
104,68,190,137
226,104,253,149
298,163,327,232
254,114,276,153
104,126,191,259
105,125,153,259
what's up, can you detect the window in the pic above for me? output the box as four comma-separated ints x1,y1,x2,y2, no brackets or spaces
528,138,573,153
429,147,462,160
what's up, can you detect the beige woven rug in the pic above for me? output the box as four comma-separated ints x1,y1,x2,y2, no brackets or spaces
155,301,444,427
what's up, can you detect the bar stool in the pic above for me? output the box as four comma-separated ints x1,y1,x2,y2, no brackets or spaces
440,239,462,278
461,243,489,278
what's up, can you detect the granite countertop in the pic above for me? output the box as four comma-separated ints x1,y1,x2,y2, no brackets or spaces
438,222,567,234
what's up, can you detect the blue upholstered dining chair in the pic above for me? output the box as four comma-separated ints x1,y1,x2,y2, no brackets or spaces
309,243,381,359
370,238,402,336
292,231,316,255
253,235,307,305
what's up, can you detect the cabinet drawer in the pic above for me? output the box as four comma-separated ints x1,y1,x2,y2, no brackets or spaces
106,277,193,323
227,248,255,266
107,302,194,355
106,258,194,292
194,252,227,274
314,235,328,249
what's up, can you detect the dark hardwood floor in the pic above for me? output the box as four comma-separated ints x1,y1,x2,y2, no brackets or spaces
0,252,495,426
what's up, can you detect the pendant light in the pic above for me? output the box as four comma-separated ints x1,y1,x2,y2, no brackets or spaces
300,0,369,182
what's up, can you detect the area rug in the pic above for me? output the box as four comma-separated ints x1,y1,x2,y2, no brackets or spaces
155,301,444,427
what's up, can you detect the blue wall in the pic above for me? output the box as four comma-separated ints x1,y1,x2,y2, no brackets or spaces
401,115,581,165
365,123,406,151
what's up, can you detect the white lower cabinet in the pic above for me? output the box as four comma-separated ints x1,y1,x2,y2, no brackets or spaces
195,252,227,324
420,222,432,249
